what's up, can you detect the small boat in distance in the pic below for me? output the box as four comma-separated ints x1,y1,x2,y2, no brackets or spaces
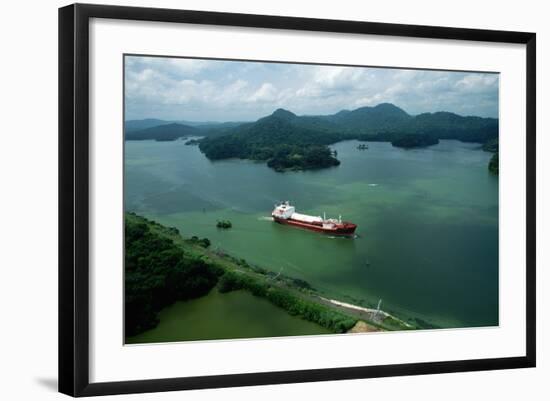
271,201,357,236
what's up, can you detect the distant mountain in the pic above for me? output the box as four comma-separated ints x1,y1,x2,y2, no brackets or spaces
270,108,296,120
234,108,345,145
177,120,219,127
125,119,171,132
125,118,215,131
403,112,498,143
125,123,199,141
317,103,498,142
194,121,249,138
326,103,413,132
201,108,345,151
199,109,342,171
198,103,499,172
125,119,249,136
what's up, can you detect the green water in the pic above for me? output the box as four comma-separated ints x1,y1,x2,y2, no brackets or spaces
127,290,330,344
125,138,499,329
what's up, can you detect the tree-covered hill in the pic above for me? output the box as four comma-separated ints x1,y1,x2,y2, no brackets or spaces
199,109,342,171
125,123,199,141
125,118,171,132
324,103,413,133
125,213,221,335
482,137,499,175
355,112,498,145
482,138,499,152
488,152,499,175
198,103,498,171
125,212,414,339
404,112,498,143
125,118,251,139
126,104,498,171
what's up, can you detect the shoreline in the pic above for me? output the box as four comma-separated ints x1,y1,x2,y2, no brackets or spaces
319,297,414,329
126,212,418,340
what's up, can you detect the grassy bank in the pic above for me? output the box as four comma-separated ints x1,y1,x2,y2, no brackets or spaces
217,270,356,333
125,212,415,338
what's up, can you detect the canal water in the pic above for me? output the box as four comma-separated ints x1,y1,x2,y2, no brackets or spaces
125,138,498,331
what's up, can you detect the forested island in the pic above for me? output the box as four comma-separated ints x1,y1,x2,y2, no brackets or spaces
198,109,342,172
125,212,415,339
125,103,498,172
482,138,499,175
488,153,499,174
482,138,499,153
216,220,232,229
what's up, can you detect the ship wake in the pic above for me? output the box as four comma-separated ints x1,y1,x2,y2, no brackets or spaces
326,234,359,240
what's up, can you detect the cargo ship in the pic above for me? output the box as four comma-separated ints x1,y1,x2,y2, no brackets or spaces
271,201,357,236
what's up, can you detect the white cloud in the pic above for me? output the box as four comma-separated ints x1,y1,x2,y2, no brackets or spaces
313,67,366,89
455,74,499,93
126,56,209,77
125,56,499,121
247,83,278,102
354,94,384,107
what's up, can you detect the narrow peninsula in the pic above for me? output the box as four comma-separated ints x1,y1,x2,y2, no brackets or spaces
125,212,417,340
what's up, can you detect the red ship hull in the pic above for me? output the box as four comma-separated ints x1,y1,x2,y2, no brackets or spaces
273,216,357,236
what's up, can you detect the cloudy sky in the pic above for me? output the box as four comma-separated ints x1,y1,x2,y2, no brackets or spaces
125,55,499,122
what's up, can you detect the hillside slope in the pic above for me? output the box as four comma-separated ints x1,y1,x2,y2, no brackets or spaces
198,103,498,171
125,123,199,141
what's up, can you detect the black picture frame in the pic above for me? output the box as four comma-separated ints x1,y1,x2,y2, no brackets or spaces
59,3,536,397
